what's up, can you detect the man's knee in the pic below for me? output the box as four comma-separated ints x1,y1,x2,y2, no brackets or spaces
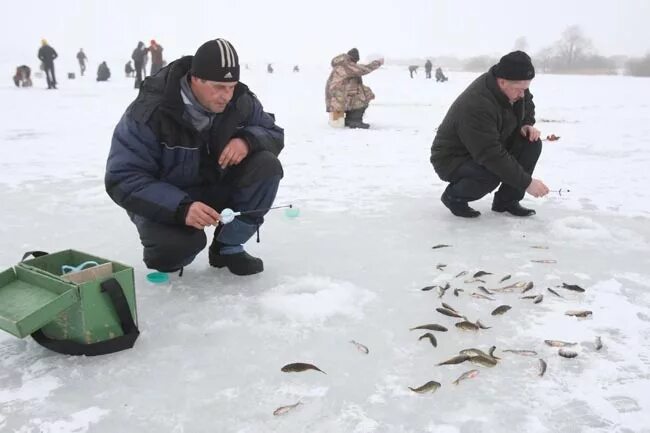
138,223,207,271
231,151,283,188
528,138,542,157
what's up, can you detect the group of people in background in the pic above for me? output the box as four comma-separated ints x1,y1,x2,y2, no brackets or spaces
131,40,165,88
13,39,165,89
414,60,448,81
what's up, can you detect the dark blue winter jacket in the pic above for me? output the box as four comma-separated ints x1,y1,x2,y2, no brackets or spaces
105,56,284,224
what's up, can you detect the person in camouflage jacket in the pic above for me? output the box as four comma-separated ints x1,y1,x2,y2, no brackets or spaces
325,48,383,128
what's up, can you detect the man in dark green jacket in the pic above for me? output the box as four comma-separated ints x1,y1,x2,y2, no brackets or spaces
430,51,549,218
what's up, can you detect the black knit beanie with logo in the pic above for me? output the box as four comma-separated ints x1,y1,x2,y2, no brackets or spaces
191,39,240,82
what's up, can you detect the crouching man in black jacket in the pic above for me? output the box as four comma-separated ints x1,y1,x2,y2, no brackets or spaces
430,51,549,218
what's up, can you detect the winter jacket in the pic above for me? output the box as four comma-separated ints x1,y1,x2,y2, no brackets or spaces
105,56,284,224
150,44,163,65
325,53,381,112
38,45,58,64
430,66,536,190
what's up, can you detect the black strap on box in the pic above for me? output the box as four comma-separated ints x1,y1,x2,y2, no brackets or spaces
21,251,49,260
31,278,140,356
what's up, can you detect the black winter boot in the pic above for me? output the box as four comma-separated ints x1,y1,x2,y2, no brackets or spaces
209,241,264,276
345,109,370,129
441,192,481,218
492,201,536,217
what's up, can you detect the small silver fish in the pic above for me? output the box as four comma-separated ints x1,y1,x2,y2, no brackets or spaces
471,292,496,301
491,305,512,316
437,354,470,366
453,288,464,296
558,348,578,358
544,340,577,347
478,286,494,295
418,332,438,348
503,349,538,356
410,324,448,332
281,363,326,374
565,310,593,318
531,259,557,264
595,336,603,351
455,271,468,278
488,346,500,359
533,294,544,304
441,302,459,313
273,401,302,416
459,348,495,359
464,278,487,284
349,340,369,354
538,359,547,377
453,369,479,385
432,244,451,249
437,286,449,299
499,274,512,283
475,319,491,329
547,288,563,298
521,282,534,293
436,263,447,271
561,283,585,293
421,285,437,291
468,355,497,367
473,271,492,278
531,245,549,249
408,380,441,394
521,295,537,299
494,281,527,293
455,321,479,331
437,307,465,319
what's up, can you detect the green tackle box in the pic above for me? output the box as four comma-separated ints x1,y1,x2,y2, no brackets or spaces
0,249,139,355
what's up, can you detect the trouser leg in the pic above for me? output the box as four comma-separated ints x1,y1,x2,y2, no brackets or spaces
444,160,501,203
132,217,207,272
493,136,542,205
209,151,283,253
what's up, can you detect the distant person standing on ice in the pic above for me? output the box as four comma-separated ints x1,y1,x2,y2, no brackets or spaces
131,41,148,88
325,48,383,129
149,40,164,75
37,39,58,89
76,48,88,76
425,60,433,79
431,51,549,218
106,38,284,276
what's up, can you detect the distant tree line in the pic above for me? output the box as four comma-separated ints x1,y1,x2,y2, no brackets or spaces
391,25,648,77
530,25,648,76
625,54,650,77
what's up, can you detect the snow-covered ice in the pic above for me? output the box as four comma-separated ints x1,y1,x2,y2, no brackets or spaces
1,64,649,432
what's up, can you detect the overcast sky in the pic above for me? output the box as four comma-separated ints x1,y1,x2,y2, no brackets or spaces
1,0,648,66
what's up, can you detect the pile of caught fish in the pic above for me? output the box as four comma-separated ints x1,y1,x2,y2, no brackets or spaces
271,246,602,414
406,248,602,393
